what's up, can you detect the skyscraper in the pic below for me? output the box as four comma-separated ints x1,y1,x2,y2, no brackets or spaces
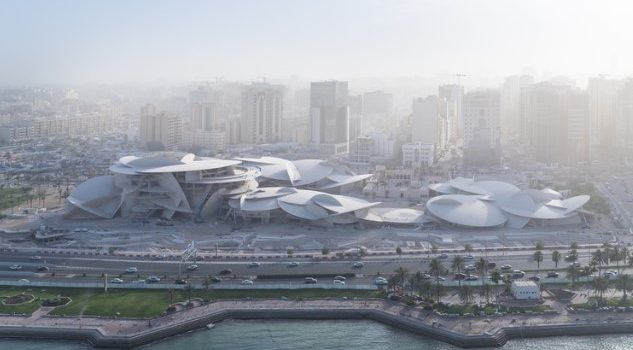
462,90,501,166
438,84,463,144
240,83,283,144
139,104,182,151
309,81,349,155
411,96,440,145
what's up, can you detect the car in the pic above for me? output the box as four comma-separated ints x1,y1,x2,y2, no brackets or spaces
512,270,525,278
454,273,466,280
110,278,124,284
333,275,347,281
132,279,146,284
464,254,474,260
604,271,617,278
18,279,30,285
352,262,364,268
435,276,446,282
240,279,254,285
565,255,578,262
421,273,432,280
439,253,449,259
175,279,188,285
464,264,476,271
333,280,346,285
465,274,479,281
547,272,559,278
500,265,512,271
528,276,540,282
219,269,233,275
304,277,318,284
487,262,497,269
288,262,299,267
374,277,388,285
31,255,42,260
146,276,161,283
125,267,138,273
36,265,49,272
569,262,581,268
186,264,198,271
9,264,22,271
211,276,222,283
249,261,261,267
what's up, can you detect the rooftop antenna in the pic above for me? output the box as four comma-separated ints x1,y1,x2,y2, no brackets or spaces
455,73,466,86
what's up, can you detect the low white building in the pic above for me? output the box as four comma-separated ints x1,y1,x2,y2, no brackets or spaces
511,280,541,300
402,142,435,168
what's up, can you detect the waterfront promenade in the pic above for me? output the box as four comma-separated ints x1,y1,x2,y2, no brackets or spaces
3,298,633,348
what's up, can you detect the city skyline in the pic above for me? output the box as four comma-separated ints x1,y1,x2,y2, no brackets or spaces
1,0,633,85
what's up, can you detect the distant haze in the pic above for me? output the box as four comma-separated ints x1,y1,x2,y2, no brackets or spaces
1,0,632,86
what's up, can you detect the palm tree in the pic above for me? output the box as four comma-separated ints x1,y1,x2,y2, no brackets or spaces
321,246,330,256
592,277,609,305
387,275,399,293
621,247,629,266
459,285,474,304
593,249,604,274
610,246,622,273
566,264,580,287
535,240,544,251
482,283,494,304
617,274,632,301
420,281,433,300
451,255,465,286
552,250,561,268
429,258,444,302
408,272,423,295
396,246,403,257
490,270,501,286
464,244,473,253
203,278,211,297
533,251,544,271
184,284,193,304
475,257,488,288
394,267,409,290
570,241,579,250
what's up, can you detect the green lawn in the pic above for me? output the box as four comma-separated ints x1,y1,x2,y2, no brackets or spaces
0,187,33,210
0,287,384,318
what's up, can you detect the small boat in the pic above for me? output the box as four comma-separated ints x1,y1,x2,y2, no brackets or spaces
206,323,215,329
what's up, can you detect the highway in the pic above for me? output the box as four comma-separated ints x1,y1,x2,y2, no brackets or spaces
0,249,604,288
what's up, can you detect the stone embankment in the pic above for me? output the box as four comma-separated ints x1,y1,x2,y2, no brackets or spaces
2,299,633,348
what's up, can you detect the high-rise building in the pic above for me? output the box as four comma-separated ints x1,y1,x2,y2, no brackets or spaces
362,90,393,117
588,77,621,161
462,90,501,166
309,81,349,155
438,84,463,144
240,83,283,144
348,95,364,141
500,75,533,143
411,96,440,145
139,104,182,151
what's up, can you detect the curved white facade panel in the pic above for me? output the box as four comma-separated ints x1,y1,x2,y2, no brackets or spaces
229,187,380,224
426,180,590,228
67,153,255,220
236,157,371,191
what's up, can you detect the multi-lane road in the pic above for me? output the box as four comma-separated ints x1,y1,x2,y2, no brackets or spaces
0,249,603,287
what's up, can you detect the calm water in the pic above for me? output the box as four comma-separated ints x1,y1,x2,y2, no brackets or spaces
3,319,633,349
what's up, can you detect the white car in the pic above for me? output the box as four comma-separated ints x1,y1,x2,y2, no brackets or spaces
146,276,161,283
110,278,124,284
187,264,199,271
125,267,138,273
374,277,388,286
352,262,364,268
333,279,346,285
334,275,347,281
31,255,42,260
287,261,299,267
240,279,254,285
9,264,22,271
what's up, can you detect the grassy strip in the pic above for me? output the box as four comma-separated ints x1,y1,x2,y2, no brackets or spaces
0,287,384,318
0,187,33,210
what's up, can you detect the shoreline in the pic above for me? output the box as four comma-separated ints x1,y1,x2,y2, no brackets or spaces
2,300,633,348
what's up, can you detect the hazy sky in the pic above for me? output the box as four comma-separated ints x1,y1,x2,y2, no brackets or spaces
1,0,632,85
